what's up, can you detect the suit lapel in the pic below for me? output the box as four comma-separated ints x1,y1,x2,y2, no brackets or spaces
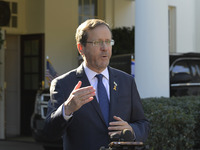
108,67,119,122
76,64,106,126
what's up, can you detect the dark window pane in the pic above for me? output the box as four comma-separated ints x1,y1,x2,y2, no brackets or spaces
83,0,90,15
12,16,17,28
32,57,39,72
24,41,32,56
83,16,89,22
91,0,97,16
78,0,98,24
79,0,82,14
79,16,82,24
189,60,200,82
24,74,31,90
31,40,39,55
32,74,39,89
24,58,31,73
12,2,17,14
172,61,190,76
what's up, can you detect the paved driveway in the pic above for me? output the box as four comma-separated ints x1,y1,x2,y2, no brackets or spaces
0,137,44,150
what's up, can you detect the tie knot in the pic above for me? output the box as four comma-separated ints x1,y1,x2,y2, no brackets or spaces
96,74,103,81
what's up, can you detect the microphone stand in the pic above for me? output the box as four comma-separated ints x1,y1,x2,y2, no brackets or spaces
100,129,144,150
109,141,143,150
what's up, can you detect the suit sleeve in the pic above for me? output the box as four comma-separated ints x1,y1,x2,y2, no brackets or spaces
43,78,72,140
129,78,150,142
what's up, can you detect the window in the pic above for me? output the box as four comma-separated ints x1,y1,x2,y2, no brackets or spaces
168,6,176,53
188,60,200,82
171,61,190,77
4,2,18,28
78,0,104,24
171,59,200,83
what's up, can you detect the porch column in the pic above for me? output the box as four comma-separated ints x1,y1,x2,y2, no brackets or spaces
135,0,169,98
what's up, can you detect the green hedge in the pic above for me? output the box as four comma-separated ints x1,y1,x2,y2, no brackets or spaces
142,96,200,150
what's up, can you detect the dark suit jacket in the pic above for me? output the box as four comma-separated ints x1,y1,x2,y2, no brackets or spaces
44,64,149,150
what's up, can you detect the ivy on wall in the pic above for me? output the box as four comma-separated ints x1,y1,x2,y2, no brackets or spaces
112,26,135,56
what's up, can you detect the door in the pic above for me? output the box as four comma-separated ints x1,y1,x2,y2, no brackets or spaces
20,34,44,135
0,30,5,139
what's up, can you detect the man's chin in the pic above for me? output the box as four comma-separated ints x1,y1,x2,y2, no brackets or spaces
99,63,109,70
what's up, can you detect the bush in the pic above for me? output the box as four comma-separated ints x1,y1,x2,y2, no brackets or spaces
142,96,200,150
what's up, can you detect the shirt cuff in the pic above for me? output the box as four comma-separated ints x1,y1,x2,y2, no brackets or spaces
62,105,73,121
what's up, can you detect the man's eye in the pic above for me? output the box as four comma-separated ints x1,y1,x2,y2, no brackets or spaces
105,40,111,44
99,41,104,45
94,41,100,45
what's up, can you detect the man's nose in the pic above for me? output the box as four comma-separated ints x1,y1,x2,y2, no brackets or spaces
100,42,108,49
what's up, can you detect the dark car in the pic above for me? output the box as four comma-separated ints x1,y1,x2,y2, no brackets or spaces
169,52,200,96
31,52,200,149
30,89,63,150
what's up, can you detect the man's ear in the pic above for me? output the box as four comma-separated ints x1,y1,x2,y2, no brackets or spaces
77,43,83,55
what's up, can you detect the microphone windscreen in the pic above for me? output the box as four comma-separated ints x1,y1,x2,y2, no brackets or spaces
110,132,120,142
120,129,135,142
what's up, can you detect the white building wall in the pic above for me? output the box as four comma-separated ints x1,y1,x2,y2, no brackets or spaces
195,0,200,52
171,0,196,53
168,0,198,53
135,0,169,98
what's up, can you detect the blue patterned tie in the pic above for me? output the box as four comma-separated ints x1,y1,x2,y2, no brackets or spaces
96,74,109,126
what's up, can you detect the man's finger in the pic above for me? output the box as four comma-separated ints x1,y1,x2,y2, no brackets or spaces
108,131,121,136
74,81,82,90
113,116,123,121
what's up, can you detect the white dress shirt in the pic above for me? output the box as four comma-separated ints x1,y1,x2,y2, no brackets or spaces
83,62,110,102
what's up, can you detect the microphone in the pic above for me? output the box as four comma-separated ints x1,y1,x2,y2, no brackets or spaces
110,129,135,142
120,129,135,142
108,129,143,150
110,132,121,142
100,129,143,150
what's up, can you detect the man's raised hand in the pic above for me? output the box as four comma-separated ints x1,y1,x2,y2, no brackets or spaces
64,81,96,116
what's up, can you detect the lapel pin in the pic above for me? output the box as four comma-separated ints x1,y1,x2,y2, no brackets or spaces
113,81,117,91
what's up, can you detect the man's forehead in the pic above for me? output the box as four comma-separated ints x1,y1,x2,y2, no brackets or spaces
87,25,112,38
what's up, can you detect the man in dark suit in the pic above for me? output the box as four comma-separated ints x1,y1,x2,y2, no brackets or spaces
44,19,149,150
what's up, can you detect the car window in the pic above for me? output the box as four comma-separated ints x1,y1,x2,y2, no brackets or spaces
171,60,190,76
188,60,200,82
170,54,200,97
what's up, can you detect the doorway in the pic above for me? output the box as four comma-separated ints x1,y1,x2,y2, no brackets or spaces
20,34,44,135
